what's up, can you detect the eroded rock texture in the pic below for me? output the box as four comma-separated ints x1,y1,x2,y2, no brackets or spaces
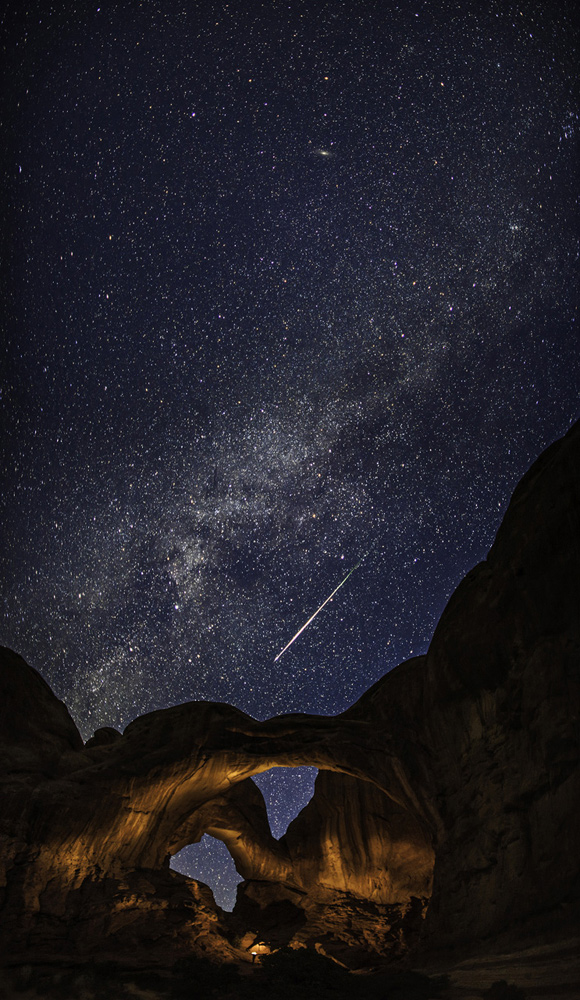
0,421,578,970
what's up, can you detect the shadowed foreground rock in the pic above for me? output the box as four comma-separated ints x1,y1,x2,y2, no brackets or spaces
0,421,578,975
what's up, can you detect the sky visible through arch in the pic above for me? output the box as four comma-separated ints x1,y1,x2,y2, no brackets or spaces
172,767,318,909
1,2,579,908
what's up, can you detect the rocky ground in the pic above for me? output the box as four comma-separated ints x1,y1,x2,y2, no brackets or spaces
3,938,580,1000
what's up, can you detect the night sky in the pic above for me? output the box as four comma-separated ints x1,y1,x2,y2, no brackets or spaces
2,1,578,909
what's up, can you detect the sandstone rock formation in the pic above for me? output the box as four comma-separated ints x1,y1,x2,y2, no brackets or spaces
231,767,434,965
0,421,578,973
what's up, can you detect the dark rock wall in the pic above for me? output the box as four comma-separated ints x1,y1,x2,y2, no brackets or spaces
338,421,580,950
421,422,580,949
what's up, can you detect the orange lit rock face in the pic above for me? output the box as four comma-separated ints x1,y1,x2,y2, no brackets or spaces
282,769,434,903
230,769,434,966
0,421,579,968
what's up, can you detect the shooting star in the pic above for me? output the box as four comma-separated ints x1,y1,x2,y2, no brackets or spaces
274,556,366,662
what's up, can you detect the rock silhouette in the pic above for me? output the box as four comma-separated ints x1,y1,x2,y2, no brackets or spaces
0,421,578,970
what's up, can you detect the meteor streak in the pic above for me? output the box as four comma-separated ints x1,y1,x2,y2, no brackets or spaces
274,557,365,662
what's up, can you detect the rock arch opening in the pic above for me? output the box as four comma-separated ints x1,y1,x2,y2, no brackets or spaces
170,767,319,909
252,766,319,839
168,759,435,958
171,835,241,910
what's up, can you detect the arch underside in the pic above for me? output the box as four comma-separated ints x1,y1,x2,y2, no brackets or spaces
169,764,434,907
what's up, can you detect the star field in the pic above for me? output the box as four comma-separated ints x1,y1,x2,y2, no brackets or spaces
1,2,579,909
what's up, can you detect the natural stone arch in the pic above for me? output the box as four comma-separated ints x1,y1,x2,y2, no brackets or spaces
157,744,435,963
0,657,438,965
166,763,434,908
95,687,441,877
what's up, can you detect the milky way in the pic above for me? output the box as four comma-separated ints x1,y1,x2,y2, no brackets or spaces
2,2,578,908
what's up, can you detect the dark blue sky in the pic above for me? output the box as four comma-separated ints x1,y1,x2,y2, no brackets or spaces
2,1,578,907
